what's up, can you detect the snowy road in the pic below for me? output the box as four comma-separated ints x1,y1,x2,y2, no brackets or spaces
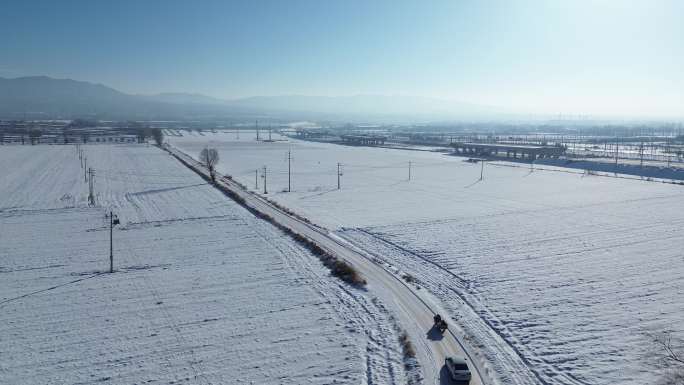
168,146,488,385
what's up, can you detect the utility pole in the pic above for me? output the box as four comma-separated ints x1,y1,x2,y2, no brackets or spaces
255,169,259,190
110,212,114,273
578,129,582,152
262,166,267,194
614,137,619,169
268,129,272,141
88,168,95,205
108,211,119,273
480,160,485,181
667,138,671,168
408,161,412,181
256,120,259,141
288,150,291,192
84,157,88,182
337,163,342,189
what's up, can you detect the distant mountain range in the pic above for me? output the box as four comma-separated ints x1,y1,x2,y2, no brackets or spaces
0,76,501,122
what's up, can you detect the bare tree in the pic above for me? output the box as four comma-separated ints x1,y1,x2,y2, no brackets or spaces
199,147,220,182
152,128,164,146
648,331,684,385
29,129,42,145
136,126,152,143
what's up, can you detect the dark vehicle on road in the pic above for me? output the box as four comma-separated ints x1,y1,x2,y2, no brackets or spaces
433,314,448,333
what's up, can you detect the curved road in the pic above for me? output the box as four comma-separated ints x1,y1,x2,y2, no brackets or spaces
168,146,487,385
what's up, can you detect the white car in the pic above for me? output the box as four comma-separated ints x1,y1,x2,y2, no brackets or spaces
445,356,471,383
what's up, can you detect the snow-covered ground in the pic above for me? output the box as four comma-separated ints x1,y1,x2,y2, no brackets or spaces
0,144,412,384
170,131,684,385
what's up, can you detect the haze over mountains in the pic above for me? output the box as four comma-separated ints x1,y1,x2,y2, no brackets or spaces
0,76,500,122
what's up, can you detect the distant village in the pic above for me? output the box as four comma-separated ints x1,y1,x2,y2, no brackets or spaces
0,119,158,144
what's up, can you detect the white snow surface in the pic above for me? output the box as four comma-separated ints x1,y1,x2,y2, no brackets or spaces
170,131,684,385
0,144,412,385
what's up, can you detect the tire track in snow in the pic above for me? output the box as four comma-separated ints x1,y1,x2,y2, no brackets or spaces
126,248,214,385
125,265,186,385
344,228,592,385
246,215,408,385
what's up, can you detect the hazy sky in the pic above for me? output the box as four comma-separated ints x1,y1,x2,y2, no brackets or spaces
1,0,682,117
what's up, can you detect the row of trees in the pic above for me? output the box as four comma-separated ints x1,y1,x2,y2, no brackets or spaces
1,119,165,146
0,128,43,145
133,125,164,145
0,127,163,145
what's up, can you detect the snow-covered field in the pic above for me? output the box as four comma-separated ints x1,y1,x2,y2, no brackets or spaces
0,144,411,384
171,131,684,385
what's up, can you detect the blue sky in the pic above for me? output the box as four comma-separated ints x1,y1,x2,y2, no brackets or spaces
1,0,682,117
